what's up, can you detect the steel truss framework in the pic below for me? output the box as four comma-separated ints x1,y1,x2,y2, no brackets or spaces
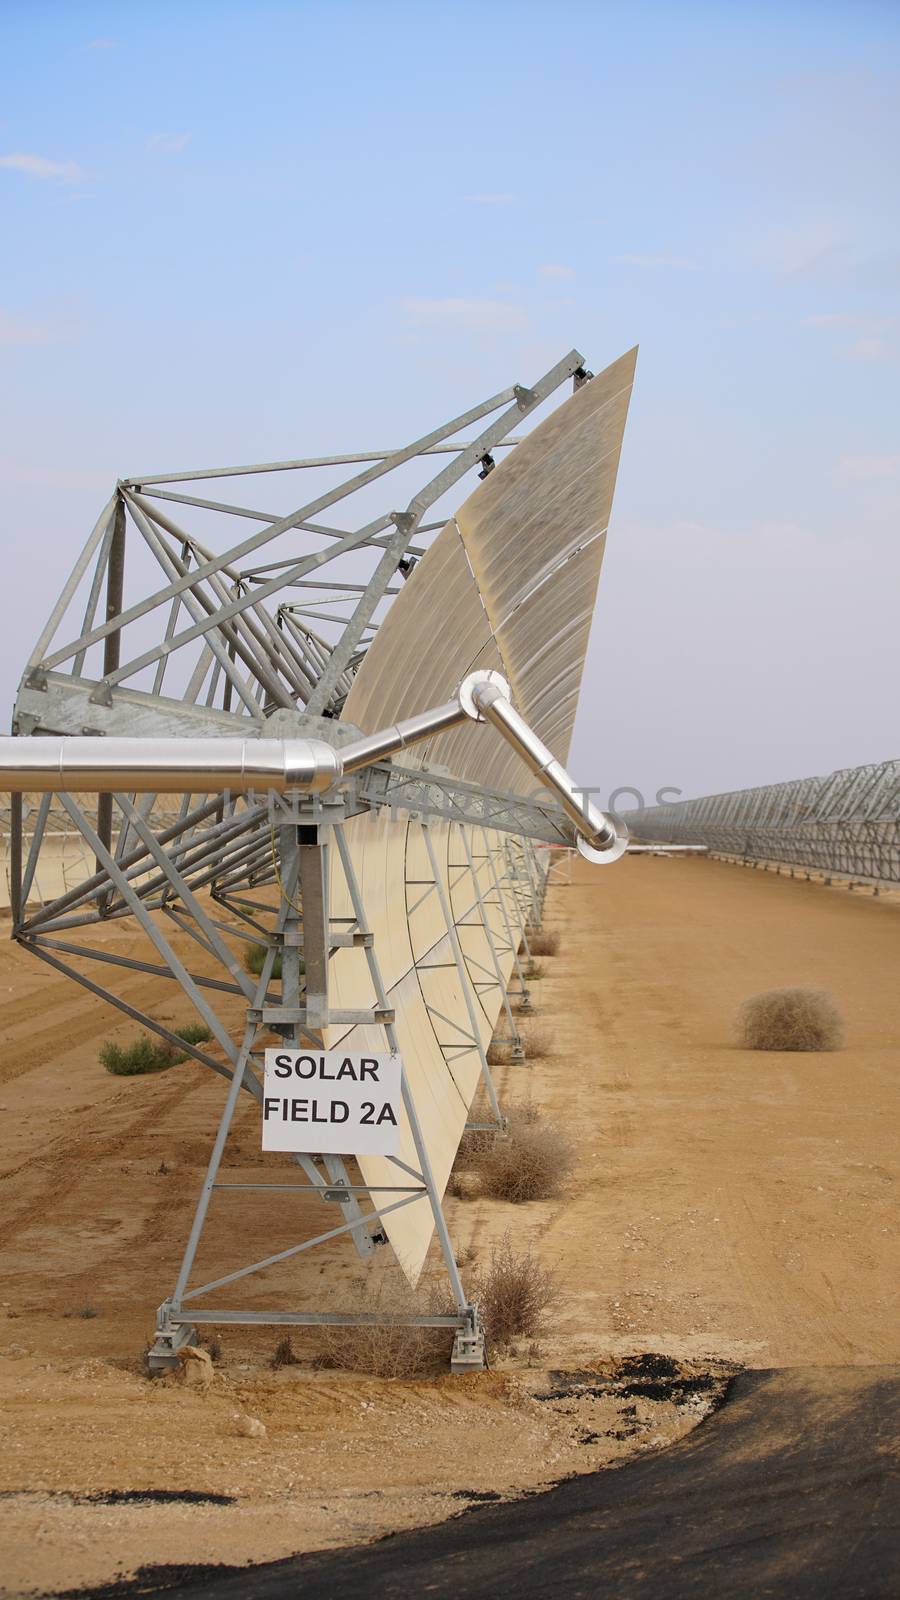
628,759,900,885
8,352,585,1369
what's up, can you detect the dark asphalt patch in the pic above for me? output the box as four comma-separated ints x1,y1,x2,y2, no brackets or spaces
0,1489,236,1507
533,1351,724,1404
82,1491,236,1508
447,1489,503,1503
56,1367,900,1600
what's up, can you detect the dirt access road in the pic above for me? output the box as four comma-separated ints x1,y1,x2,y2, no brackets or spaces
520,853,900,1369
0,854,897,1594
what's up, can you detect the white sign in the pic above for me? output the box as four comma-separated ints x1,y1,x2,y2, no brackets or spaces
262,1049,403,1156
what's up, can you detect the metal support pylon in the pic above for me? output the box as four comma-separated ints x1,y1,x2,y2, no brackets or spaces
547,846,575,886
140,793,483,1374
457,830,524,1062
502,837,535,978
420,822,505,1131
519,836,544,929
483,828,532,1011
627,759,900,884
3,346,637,1378
332,826,483,1373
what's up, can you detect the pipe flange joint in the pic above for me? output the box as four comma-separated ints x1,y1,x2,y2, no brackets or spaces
458,670,511,722
576,822,630,866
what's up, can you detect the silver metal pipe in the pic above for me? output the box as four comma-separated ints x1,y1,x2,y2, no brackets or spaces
0,679,626,871
340,699,468,775
0,736,342,795
459,671,627,863
0,696,466,797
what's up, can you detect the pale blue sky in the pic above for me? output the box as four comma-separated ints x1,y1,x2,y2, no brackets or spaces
1,1,898,802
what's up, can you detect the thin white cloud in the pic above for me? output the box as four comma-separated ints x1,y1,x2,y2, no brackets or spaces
540,263,576,281
0,152,82,183
146,132,191,154
0,311,54,345
848,336,890,362
87,37,115,49
735,223,841,277
835,452,900,482
612,253,697,270
803,312,894,332
464,193,514,205
803,311,895,361
402,296,527,332
802,313,855,329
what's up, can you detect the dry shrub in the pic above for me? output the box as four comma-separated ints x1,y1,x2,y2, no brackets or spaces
487,1039,512,1066
453,1087,504,1169
455,1100,539,1176
528,929,560,957
736,987,844,1052
525,960,545,981
505,1098,540,1128
318,1278,455,1378
520,1024,552,1059
478,1114,574,1203
455,1123,498,1166
271,1333,298,1369
472,1233,557,1352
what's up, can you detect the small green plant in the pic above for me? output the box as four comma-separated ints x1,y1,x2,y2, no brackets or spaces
100,1035,162,1076
175,1022,214,1046
242,942,296,980
100,1023,212,1076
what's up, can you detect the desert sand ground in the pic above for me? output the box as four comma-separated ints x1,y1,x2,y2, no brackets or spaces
0,854,897,1595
